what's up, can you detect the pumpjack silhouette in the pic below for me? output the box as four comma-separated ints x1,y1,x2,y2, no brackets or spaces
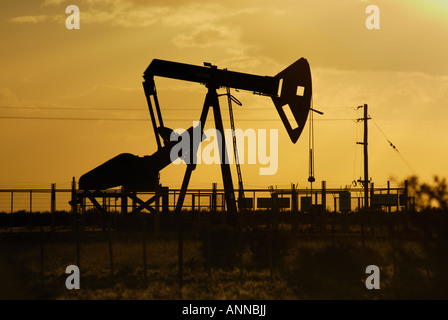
78,58,313,214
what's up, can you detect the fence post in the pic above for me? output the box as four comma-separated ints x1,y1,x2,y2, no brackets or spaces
10,191,13,232
71,177,77,233
370,182,375,236
71,178,81,268
322,181,326,211
268,218,273,282
121,189,128,214
291,184,298,235
71,177,77,213
102,195,107,232
387,181,391,213
207,209,212,279
40,224,44,285
51,183,56,233
178,207,184,297
75,218,81,269
162,187,169,214
142,218,148,288
404,179,409,212
29,190,33,227
321,181,326,233
108,230,114,284
271,192,278,230
154,190,161,236
212,183,217,213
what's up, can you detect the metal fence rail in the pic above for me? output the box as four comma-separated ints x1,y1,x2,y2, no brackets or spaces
0,180,412,214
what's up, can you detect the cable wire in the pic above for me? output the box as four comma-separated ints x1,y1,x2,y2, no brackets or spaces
370,117,420,178
0,115,354,122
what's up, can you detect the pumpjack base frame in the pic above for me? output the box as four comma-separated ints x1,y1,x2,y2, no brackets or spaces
71,185,169,215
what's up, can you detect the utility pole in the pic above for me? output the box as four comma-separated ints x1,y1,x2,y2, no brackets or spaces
357,104,370,208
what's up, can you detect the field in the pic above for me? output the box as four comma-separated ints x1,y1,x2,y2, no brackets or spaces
1,209,447,300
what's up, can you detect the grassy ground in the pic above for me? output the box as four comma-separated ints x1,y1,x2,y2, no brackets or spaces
1,211,447,300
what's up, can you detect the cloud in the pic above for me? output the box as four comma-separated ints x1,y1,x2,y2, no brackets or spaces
0,87,64,116
9,1,255,29
0,88,23,107
79,2,251,28
81,5,167,27
167,4,260,66
11,0,160,27
161,3,223,27
312,69,448,127
10,15,48,23
42,0,65,6
10,1,209,28
173,25,237,49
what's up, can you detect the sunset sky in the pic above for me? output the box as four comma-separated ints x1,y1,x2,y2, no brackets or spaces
1,0,447,192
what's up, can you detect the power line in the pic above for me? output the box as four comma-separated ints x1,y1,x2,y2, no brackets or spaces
0,106,291,111
1,106,357,111
0,115,355,122
0,106,144,111
0,116,146,121
370,117,420,178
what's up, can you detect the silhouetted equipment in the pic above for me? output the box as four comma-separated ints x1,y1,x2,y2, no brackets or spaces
79,153,158,191
222,85,245,209
79,125,205,191
271,59,313,143
78,57,313,216
145,58,312,144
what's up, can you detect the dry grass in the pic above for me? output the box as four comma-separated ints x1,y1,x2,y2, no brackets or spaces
1,211,448,300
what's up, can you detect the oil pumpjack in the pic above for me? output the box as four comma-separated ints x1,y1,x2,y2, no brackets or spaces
77,58,313,215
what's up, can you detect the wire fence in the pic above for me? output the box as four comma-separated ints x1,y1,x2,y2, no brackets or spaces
3,180,443,300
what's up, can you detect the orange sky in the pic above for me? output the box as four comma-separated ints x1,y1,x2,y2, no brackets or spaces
1,0,448,191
